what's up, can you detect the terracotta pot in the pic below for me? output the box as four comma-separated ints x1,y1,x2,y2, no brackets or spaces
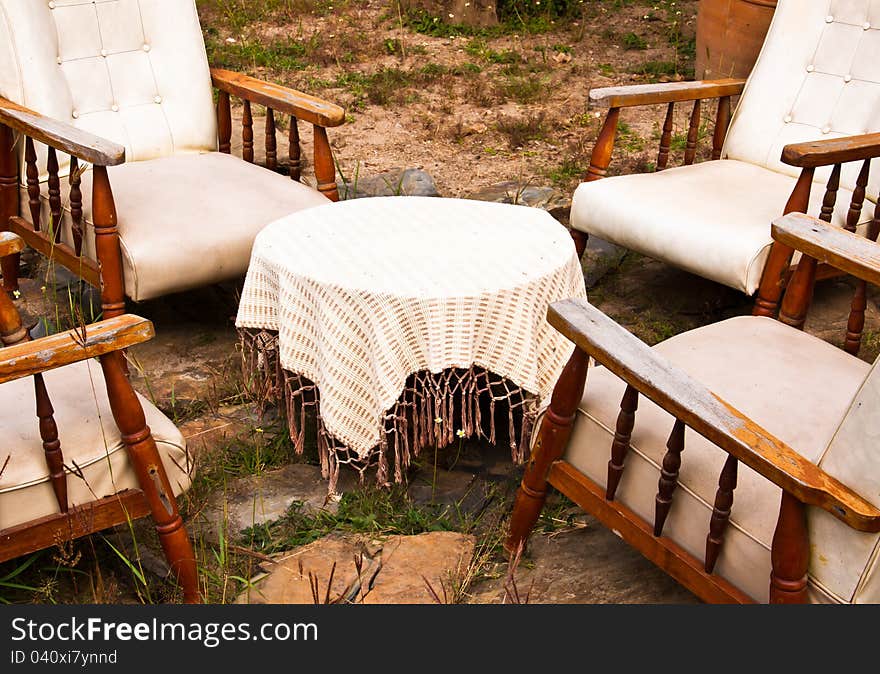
695,0,777,79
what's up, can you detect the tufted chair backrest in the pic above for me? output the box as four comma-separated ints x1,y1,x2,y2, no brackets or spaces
723,0,880,202
0,0,217,167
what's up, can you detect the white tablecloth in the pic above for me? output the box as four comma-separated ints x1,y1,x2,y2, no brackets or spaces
236,196,587,482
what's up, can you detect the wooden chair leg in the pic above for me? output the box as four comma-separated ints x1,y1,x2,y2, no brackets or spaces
570,229,587,259
769,491,809,604
99,350,200,603
505,349,589,553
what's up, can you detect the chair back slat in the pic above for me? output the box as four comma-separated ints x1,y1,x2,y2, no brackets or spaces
683,100,701,166
654,419,685,536
656,103,674,171
606,384,638,500
46,147,61,242
25,138,40,231
242,100,254,164
289,116,302,181
69,156,83,257
705,455,738,573
265,108,277,171
34,373,67,513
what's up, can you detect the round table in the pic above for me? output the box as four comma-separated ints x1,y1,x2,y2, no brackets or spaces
236,196,587,490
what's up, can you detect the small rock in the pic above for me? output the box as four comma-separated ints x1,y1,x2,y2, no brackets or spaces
191,463,356,544
338,167,440,200
466,182,571,222
581,236,628,288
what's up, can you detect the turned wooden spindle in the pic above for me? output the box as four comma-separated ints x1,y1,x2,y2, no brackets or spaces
683,99,701,166
289,116,302,181
242,100,254,164
0,285,67,512
25,138,41,230
778,165,840,330
845,159,870,233
712,96,731,160
505,349,590,553
705,454,738,573
654,419,685,536
844,198,880,356
0,126,19,292
99,348,200,603
586,107,620,182
217,90,232,154
769,491,810,603
656,102,674,171
69,156,84,256
47,147,61,242
91,166,126,320
754,167,815,318
606,384,638,500
265,108,277,171
313,125,339,202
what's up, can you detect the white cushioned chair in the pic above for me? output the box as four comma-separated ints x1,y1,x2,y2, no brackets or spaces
0,0,343,303
507,212,880,604
0,232,198,602
571,0,880,322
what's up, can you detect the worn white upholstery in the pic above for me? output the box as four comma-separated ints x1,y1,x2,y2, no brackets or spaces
571,0,880,294
561,315,880,603
0,359,191,531
0,0,332,300
22,152,330,301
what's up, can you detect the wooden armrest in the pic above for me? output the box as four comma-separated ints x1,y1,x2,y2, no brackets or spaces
210,68,345,128
0,232,24,258
589,78,746,108
781,132,880,168
772,212,880,285
0,97,125,166
548,297,880,533
0,315,154,384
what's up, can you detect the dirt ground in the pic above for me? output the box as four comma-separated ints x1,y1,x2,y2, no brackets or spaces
198,0,703,196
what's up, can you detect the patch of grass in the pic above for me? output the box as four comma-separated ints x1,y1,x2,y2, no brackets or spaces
629,59,679,80
499,73,545,104
207,36,311,71
546,157,586,187
597,63,615,77
496,113,546,149
622,31,648,50
617,121,646,153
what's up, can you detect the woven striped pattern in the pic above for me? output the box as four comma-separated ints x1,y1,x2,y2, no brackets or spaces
236,196,587,458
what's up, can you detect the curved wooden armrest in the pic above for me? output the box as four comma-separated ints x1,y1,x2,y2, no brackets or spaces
772,213,880,285
0,315,154,384
548,297,880,533
210,68,345,128
0,97,125,166
781,132,880,168
0,232,24,258
589,78,746,108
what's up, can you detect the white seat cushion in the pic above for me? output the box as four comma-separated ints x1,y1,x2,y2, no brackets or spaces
561,315,875,602
570,160,875,294
22,152,331,301
0,359,190,531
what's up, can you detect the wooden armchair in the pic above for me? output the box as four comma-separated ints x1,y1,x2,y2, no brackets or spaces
0,232,198,602
572,0,880,323
0,0,344,305
506,212,880,603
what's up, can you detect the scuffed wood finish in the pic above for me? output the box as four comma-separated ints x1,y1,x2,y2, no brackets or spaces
753,167,815,318
0,314,154,384
505,348,590,553
771,213,880,289
705,455,738,573
606,384,638,500
654,419,685,536
69,156,84,256
712,96,731,160
0,491,150,565
782,132,880,168
548,460,753,604
289,116,302,181
313,125,339,201
589,78,745,108
211,68,345,128
217,90,232,154
8,217,100,288
547,297,880,532
769,492,809,603
265,108,277,171
586,107,620,182
242,100,254,164
683,100,701,166
656,102,674,170
0,97,125,166
0,126,18,291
